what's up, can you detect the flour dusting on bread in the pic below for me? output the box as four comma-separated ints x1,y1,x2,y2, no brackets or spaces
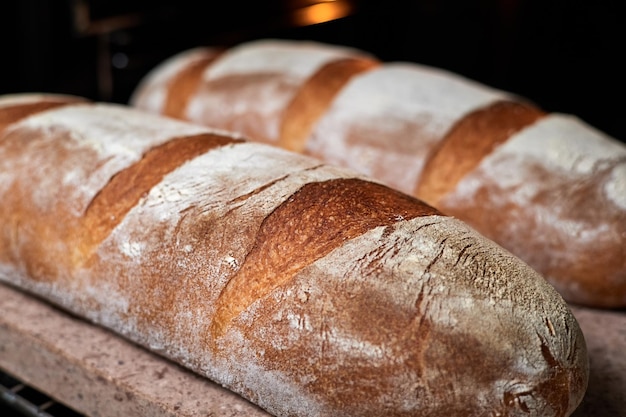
306,63,510,191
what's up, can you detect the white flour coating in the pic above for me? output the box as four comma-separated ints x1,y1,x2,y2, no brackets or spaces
120,241,145,258
186,76,292,141
499,114,626,174
306,63,510,191
204,39,365,80
606,162,626,209
136,142,366,234
310,216,567,317
314,62,509,128
212,330,328,417
0,93,81,108
481,114,626,208
311,216,578,388
10,104,216,213
130,47,218,113
19,103,211,157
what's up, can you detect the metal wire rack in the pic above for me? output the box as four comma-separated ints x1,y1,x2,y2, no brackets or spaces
0,369,84,417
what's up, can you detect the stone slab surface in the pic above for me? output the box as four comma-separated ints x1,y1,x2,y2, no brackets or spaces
570,305,626,417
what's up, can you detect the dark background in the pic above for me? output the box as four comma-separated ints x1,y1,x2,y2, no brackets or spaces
1,0,624,142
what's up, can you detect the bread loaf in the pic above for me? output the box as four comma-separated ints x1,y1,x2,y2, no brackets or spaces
131,38,626,308
0,94,588,416
132,39,378,145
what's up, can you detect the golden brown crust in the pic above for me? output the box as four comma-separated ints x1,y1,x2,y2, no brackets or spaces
211,178,439,338
279,57,379,152
162,54,221,118
416,100,547,205
79,133,242,263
